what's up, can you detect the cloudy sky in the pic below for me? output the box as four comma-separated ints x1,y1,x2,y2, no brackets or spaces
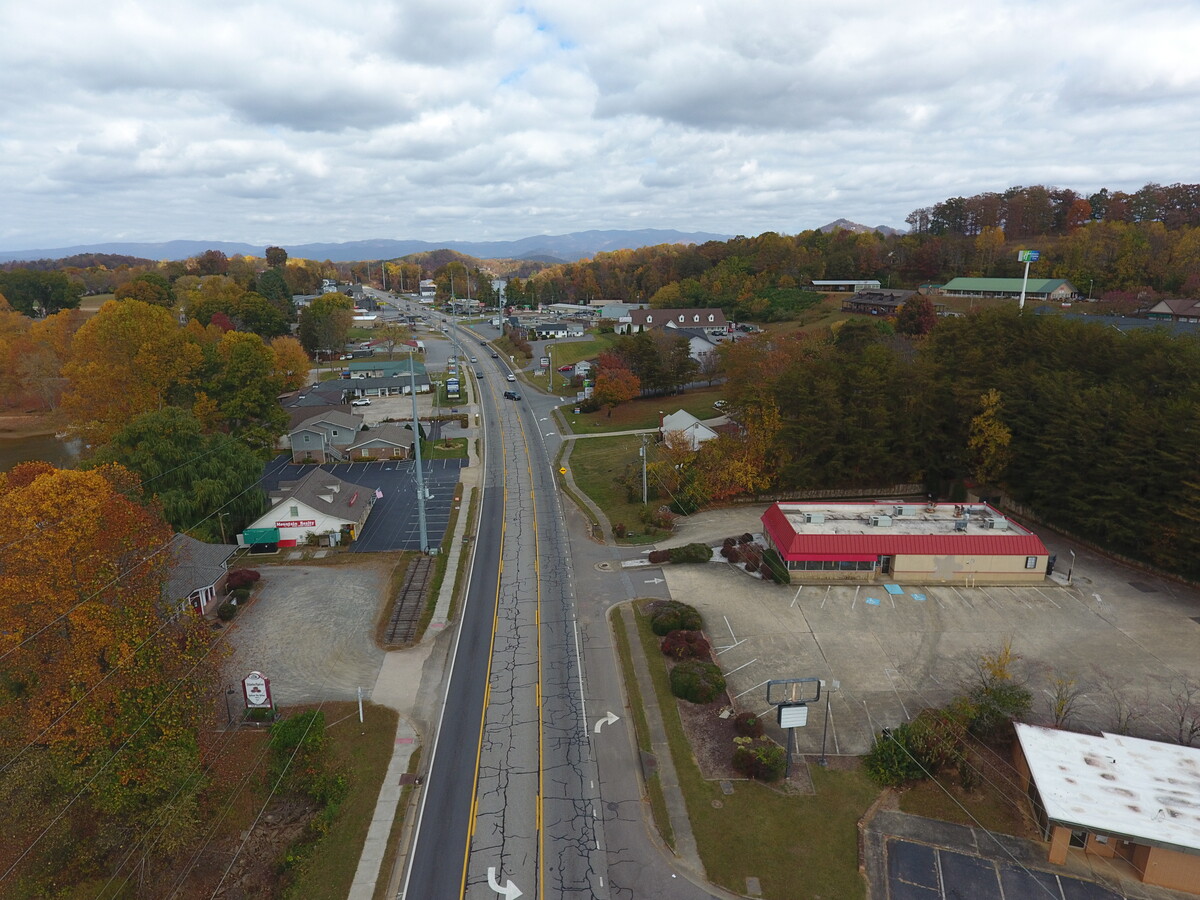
2,0,1198,251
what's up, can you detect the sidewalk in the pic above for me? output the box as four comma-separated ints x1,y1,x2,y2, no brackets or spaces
348,396,482,900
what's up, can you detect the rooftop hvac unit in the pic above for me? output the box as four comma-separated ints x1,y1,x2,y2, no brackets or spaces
894,505,906,517
981,518,995,529
804,512,826,525
869,515,892,527
954,518,968,532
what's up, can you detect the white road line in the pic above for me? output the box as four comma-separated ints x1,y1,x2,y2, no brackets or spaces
821,585,831,608
734,679,770,700
723,659,758,677
790,586,803,608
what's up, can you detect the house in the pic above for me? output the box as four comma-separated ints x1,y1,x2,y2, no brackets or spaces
288,410,364,463
341,358,428,380
760,501,1050,583
940,277,1079,302
162,534,236,615
841,289,918,316
660,409,719,451
669,326,724,364
345,423,416,461
239,467,376,549
573,360,594,379
616,308,728,336
1013,723,1200,894
1146,297,1200,323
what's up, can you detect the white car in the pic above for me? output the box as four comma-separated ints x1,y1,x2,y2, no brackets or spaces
351,398,371,407
506,373,516,382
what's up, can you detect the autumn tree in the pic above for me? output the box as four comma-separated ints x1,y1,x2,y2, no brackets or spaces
298,292,354,356
265,245,288,268
114,271,175,308
967,388,1012,485
375,322,413,359
895,295,937,335
0,268,84,316
193,248,229,276
593,365,641,416
0,463,219,888
61,300,204,445
270,335,311,392
208,330,289,452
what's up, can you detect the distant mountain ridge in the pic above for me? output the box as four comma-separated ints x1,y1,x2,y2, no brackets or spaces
0,229,731,265
819,218,904,236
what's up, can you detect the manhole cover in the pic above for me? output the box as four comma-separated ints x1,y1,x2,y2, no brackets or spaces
720,780,734,795
595,561,613,572
1129,581,1158,593
711,799,723,808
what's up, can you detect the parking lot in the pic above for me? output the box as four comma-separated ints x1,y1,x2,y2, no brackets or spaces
261,456,466,552
655,506,1200,756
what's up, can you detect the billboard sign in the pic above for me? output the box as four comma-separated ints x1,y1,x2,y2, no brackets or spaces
1017,250,1040,262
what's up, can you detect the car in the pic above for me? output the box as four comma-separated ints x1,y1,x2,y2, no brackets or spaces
491,352,499,358
479,340,487,346
558,364,574,372
469,356,477,363
713,399,728,409
506,374,516,382
475,370,483,377
351,399,371,407
503,390,521,400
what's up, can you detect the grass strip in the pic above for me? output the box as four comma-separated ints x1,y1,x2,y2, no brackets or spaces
631,603,876,900
372,745,424,900
610,606,674,849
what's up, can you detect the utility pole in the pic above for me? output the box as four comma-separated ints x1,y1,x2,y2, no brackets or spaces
640,434,651,504
409,350,429,553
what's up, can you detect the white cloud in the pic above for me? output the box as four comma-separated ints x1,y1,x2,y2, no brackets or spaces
1,0,1199,250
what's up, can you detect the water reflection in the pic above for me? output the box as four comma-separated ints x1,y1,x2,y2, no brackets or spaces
0,433,84,472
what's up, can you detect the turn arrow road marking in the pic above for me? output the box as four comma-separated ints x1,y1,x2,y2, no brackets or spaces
593,710,620,733
487,866,523,899
644,577,664,584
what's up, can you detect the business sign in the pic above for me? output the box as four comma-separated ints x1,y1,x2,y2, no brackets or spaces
1017,250,1040,262
777,703,809,728
540,357,551,367
275,519,317,528
243,671,273,709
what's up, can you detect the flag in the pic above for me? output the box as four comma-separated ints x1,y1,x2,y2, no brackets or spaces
374,488,384,499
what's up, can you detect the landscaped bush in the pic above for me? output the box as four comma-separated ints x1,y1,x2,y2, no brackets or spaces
733,711,764,737
669,659,726,704
762,548,790,584
732,737,787,781
647,549,671,564
226,568,261,591
667,542,713,564
863,723,927,786
649,601,703,635
231,587,251,604
660,630,711,660
217,601,238,622
613,523,627,538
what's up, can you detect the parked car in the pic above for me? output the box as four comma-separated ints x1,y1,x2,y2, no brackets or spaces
558,364,574,372
351,398,371,407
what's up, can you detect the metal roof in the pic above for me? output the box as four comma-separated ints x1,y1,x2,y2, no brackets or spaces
941,277,1073,293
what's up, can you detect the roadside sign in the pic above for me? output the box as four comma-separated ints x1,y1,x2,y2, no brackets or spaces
559,467,567,474
1017,250,1040,262
778,703,809,728
243,671,273,709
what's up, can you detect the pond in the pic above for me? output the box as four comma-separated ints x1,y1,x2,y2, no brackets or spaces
0,433,83,472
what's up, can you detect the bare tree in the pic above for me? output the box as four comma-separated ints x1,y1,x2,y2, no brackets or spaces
1168,676,1200,746
1047,672,1086,729
1095,669,1149,736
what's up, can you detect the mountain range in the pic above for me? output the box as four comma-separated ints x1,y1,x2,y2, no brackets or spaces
0,229,733,265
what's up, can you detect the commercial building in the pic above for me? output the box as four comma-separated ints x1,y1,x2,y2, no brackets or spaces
940,277,1079,302
760,501,1049,583
239,467,376,549
1013,723,1200,894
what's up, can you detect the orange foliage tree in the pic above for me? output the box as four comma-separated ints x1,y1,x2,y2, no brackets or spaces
0,463,220,881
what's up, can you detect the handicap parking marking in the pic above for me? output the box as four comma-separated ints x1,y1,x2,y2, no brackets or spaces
910,593,927,602
884,583,905,595
866,597,882,606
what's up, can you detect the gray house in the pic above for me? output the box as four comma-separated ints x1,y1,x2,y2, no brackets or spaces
163,534,236,615
288,410,365,463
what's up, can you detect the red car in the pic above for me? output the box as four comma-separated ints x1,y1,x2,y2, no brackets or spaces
558,364,574,372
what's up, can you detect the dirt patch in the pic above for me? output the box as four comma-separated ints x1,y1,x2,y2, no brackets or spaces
0,413,60,438
674,690,741,780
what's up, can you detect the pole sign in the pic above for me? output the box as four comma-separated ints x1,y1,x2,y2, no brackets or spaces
540,357,550,367
1017,250,1040,262
777,702,809,728
242,671,273,709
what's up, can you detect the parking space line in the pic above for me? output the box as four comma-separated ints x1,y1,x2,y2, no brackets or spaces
723,659,757,677
949,586,973,608
733,680,770,700
821,585,831,608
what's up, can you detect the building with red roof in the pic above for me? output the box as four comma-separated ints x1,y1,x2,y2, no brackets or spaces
761,501,1050,584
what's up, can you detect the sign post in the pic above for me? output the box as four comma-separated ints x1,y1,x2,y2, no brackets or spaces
242,671,273,712
1016,250,1040,312
767,678,822,778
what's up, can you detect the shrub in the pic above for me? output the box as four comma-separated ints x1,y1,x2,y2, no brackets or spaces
247,706,274,722
667,542,713,564
722,537,736,549
231,587,251,604
613,523,627,538
739,533,754,544
216,602,238,621
863,724,927,786
647,549,671,564
660,630,711,660
734,711,764,737
762,548,790,584
732,738,787,781
226,568,261,591
650,601,703,635
670,659,726,704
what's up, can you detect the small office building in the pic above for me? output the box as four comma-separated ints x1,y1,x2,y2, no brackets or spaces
1013,724,1200,894
760,501,1049,583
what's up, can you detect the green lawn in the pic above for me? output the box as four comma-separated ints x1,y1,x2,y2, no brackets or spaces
279,702,399,899
566,435,663,544
632,604,877,900
422,436,468,459
563,386,727,435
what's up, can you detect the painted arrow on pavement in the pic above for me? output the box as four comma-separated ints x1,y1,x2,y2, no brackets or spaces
644,577,664,585
593,711,621,733
487,867,523,899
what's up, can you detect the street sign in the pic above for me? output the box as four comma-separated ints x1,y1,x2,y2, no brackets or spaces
1017,250,1040,262
559,467,567,474
777,703,809,728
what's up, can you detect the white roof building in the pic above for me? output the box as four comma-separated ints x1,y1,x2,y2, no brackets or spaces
660,409,718,451
1014,723,1200,893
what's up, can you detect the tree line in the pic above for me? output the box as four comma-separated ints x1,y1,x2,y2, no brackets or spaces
716,309,1200,580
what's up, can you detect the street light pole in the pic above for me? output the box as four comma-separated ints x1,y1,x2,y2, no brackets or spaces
1067,549,1076,584
409,350,429,553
